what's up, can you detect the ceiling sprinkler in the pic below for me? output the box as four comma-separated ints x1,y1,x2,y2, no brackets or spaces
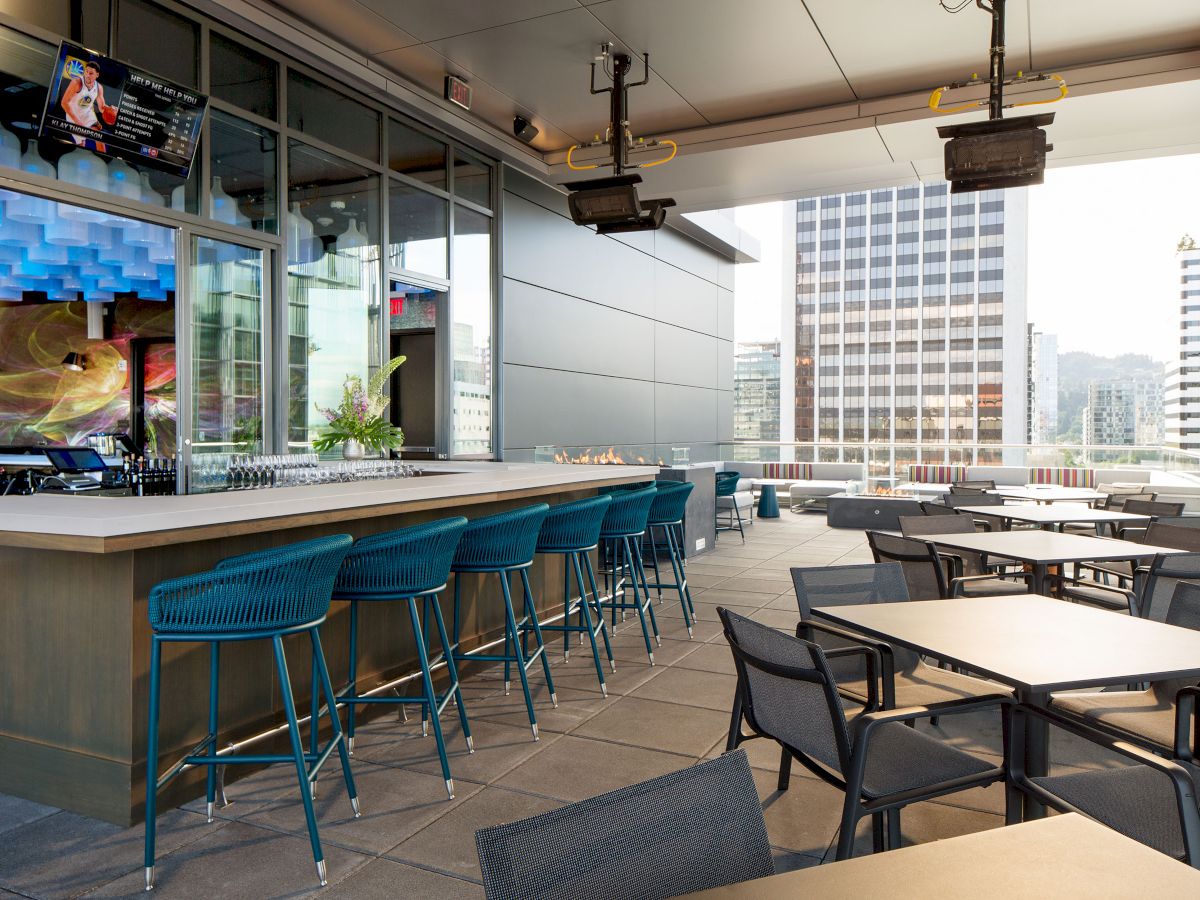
564,43,677,234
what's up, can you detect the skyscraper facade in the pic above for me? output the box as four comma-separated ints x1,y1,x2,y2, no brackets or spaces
783,183,1028,476
1083,379,1163,447
1165,247,1200,451
1026,326,1059,445
733,340,781,441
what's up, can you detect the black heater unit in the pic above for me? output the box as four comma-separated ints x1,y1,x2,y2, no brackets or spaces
938,113,1055,193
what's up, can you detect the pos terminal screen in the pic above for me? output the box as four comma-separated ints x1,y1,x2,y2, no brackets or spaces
44,447,109,472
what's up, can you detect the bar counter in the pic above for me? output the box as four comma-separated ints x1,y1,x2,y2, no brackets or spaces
0,462,658,823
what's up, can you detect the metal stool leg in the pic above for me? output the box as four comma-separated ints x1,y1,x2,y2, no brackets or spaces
623,536,656,664
647,526,663,604
143,637,162,892
309,639,320,799
204,641,219,821
571,551,608,696
631,539,661,646
583,551,615,673
499,574,539,741
309,627,360,818
408,596,455,799
562,557,572,661
427,591,473,752
345,600,359,752
663,524,694,636
272,635,327,887
519,568,557,706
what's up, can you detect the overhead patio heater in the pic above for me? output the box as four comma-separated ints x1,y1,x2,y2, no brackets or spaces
563,44,677,234
930,0,1067,193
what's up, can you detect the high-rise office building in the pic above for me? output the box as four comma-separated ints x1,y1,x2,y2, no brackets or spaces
1026,326,1059,445
733,341,781,441
1083,379,1163,446
783,183,1028,475
1165,247,1200,451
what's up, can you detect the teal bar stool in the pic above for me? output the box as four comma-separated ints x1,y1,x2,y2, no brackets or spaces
144,534,355,892
333,517,469,799
643,480,698,636
598,485,661,664
534,495,615,695
450,503,557,740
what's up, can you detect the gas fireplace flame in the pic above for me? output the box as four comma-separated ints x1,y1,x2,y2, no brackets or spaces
553,447,664,466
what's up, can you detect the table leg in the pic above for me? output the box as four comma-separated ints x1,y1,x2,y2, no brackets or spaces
1031,563,1047,596
1022,690,1050,819
757,484,779,518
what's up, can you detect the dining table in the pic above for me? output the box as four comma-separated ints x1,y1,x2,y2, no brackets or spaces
957,503,1150,533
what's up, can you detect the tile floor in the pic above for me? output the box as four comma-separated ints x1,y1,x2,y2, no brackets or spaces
0,511,1125,898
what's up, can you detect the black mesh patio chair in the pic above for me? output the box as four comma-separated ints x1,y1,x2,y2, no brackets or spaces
1114,499,1187,542
952,479,996,491
1098,483,1158,511
1050,582,1200,761
1074,523,1200,597
1057,550,1200,619
790,563,1013,710
1005,703,1200,867
919,501,958,518
719,608,1006,860
474,748,774,900
867,531,1033,599
898,515,1026,585
942,491,1010,532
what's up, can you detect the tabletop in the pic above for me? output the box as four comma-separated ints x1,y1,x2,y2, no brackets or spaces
678,814,1200,899
913,530,1181,565
988,485,1108,503
957,505,1151,526
812,594,1200,692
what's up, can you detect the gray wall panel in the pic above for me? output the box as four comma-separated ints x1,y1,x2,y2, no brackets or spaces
654,324,717,390
503,193,653,317
503,365,654,449
717,287,735,341
654,226,720,285
504,167,570,217
503,279,654,381
717,338,734,391
654,383,719,444
653,261,719,336
717,391,734,442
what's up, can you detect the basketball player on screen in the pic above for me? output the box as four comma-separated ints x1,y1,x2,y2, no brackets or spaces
61,60,113,152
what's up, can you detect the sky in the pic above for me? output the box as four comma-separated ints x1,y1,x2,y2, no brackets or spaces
731,153,1200,360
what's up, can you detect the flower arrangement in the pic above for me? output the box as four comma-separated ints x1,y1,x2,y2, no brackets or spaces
312,355,406,453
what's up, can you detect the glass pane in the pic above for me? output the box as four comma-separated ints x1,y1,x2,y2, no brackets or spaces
190,237,264,462
0,0,108,45
210,32,276,120
451,205,492,456
388,182,446,278
287,71,379,163
286,140,382,452
0,187,176,448
453,150,490,208
115,0,198,88
0,24,197,213
388,118,445,189
210,110,278,234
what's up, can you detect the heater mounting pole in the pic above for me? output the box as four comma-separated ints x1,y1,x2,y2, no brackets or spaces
979,0,1005,119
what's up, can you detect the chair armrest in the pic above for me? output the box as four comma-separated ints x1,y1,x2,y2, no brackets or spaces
1176,685,1200,762
1116,526,1148,542
822,644,880,712
852,693,1012,737
1043,573,1137,613
798,619,895,709
949,571,1034,597
936,551,965,579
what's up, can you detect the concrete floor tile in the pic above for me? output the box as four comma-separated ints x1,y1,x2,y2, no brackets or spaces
241,761,481,856
495,735,697,802
180,758,309,822
681,573,731,588
456,680,608,735
572,697,730,756
0,809,223,899
747,607,801,630
0,794,59,837
716,577,794,595
672,642,738,676
628,666,739,712
85,820,371,898
385,787,562,880
321,857,484,899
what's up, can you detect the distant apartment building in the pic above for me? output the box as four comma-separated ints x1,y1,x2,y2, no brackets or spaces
1083,379,1163,446
1165,247,1200,451
782,183,1028,474
733,340,781,441
1026,326,1058,444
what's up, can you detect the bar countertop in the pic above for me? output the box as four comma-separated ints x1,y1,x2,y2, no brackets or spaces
0,461,659,552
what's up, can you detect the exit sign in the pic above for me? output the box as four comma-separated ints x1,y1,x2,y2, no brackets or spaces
445,75,472,111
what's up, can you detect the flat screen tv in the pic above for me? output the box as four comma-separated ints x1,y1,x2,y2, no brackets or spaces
39,41,207,177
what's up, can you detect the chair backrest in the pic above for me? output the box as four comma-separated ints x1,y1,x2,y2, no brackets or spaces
1151,582,1200,702
1144,522,1200,553
719,608,850,776
866,531,949,599
150,534,353,634
335,517,466,598
1098,483,1157,510
715,471,741,497
1123,499,1186,519
1138,552,1200,621
943,492,1004,508
475,748,775,900
600,485,657,537
536,494,612,553
920,501,958,517
898,514,974,538
648,479,694,525
953,479,996,490
452,503,550,570
790,563,918,671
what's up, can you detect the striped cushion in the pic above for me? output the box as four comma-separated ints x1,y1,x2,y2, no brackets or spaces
762,463,812,480
1029,467,1096,488
908,465,967,484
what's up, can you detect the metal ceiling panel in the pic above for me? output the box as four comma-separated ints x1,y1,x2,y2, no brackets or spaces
354,0,580,43
424,7,707,141
267,0,419,56
1027,0,1200,69
584,0,855,122
804,0,1032,100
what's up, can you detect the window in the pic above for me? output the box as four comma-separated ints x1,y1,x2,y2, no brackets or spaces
388,118,445,189
452,150,490,208
389,182,447,278
288,71,379,162
209,110,277,233
116,0,198,88
451,205,492,455
210,32,276,119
